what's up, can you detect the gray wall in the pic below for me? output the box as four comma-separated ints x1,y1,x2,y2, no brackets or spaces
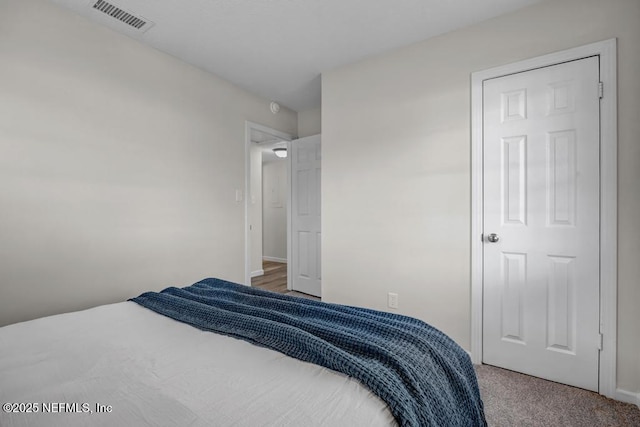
322,0,640,394
262,159,287,261
297,108,321,138
0,0,297,326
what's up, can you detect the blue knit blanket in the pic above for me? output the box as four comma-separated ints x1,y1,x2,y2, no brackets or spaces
130,278,487,427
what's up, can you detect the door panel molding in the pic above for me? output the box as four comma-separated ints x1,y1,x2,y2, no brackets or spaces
471,39,617,397
290,134,322,297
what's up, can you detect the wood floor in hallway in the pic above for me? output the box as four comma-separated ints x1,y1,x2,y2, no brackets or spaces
251,261,287,293
252,261,319,300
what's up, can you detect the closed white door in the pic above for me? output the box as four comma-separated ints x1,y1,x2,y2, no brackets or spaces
291,135,321,297
482,57,600,391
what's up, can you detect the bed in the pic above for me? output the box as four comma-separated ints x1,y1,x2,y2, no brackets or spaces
0,278,487,426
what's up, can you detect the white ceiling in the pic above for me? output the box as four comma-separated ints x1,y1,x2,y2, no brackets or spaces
49,0,543,112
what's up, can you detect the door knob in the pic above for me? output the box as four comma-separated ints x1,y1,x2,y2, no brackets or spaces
487,233,500,243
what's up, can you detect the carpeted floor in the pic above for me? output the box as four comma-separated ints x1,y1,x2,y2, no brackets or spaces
284,290,320,300
476,365,640,426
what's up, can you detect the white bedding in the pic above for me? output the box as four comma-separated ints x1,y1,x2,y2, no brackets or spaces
0,302,395,426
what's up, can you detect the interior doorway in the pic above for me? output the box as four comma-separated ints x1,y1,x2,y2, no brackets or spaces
470,39,618,398
254,141,289,292
244,122,293,289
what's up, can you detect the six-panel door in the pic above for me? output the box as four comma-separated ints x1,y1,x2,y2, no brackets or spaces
482,57,601,391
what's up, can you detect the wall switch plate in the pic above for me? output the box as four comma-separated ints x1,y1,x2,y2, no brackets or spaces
235,189,243,202
387,292,398,309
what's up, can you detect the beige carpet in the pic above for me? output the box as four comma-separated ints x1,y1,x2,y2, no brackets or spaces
476,365,640,426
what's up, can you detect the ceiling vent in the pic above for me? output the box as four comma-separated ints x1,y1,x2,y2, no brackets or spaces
91,0,153,32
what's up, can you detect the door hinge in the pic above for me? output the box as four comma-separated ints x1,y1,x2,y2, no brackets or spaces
598,333,603,350
598,82,604,99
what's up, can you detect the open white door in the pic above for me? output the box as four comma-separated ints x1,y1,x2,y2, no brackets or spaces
482,57,601,391
290,135,321,297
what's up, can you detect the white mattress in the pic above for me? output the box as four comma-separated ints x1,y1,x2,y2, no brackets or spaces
0,302,395,426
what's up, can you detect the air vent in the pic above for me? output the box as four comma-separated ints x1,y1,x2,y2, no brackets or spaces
91,0,152,31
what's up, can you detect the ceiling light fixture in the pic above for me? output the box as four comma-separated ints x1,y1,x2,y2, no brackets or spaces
273,148,287,158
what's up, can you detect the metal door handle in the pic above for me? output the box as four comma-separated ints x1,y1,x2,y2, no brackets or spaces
487,233,500,243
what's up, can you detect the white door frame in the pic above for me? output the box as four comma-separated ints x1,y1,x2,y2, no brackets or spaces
244,121,294,286
470,39,617,397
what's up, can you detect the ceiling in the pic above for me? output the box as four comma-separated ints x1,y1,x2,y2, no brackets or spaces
250,128,288,164
49,0,543,112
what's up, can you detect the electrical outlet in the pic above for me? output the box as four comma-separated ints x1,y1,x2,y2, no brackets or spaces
387,292,398,309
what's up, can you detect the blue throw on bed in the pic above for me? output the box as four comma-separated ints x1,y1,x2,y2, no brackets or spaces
131,278,487,427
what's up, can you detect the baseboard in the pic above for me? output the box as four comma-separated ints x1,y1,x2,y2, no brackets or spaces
615,388,640,408
251,269,264,278
262,256,287,263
